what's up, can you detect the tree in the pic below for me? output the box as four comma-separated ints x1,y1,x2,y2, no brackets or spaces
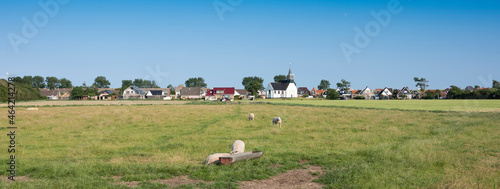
274,75,287,82
82,82,88,88
59,78,72,88
423,90,437,99
121,80,133,93
133,79,144,87
84,84,99,96
493,80,500,89
32,76,46,88
336,79,351,91
447,85,463,99
242,76,264,96
45,76,59,90
22,76,33,86
326,89,340,100
93,76,110,88
413,77,429,91
70,87,84,100
474,85,480,89
185,77,207,88
317,79,330,90
167,84,175,95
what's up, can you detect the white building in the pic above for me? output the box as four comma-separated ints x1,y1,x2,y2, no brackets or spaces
379,87,393,99
122,85,144,99
266,67,297,98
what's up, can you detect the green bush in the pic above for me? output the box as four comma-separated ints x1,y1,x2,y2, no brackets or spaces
354,96,365,100
326,89,340,100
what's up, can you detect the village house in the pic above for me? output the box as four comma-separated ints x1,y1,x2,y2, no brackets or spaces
397,87,412,99
40,89,60,100
266,67,297,98
206,87,235,101
337,88,353,99
378,87,393,100
297,87,310,97
235,89,249,99
180,87,202,99
358,86,375,100
122,85,144,99
174,85,184,98
145,89,167,99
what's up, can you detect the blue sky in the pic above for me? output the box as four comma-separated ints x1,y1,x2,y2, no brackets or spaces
1,0,499,90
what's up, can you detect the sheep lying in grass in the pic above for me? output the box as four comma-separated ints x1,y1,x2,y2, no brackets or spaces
231,140,245,155
205,153,231,165
249,113,255,121
272,117,282,128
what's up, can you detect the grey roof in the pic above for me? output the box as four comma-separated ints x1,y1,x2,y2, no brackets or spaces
180,87,201,96
40,89,59,96
149,90,163,96
235,89,248,95
131,85,144,94
270,82,289,90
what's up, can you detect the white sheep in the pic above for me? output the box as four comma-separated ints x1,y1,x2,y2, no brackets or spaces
231,140,245,155
249,113,255,121
205,153,231,165
272,117,282,128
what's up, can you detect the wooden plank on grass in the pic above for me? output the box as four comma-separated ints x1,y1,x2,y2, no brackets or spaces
219,151,264,165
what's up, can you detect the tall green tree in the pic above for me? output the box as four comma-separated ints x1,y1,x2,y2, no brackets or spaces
32,76,46,88
185,77,207,88
59,78,72,88
93,76,110,88
242,76,264,96
45,76,59,90
84,84,99,96
121,80,133,93
493,80,500,89
413,77,429,91
336,79,351,91
326,89,340,100
71,87,84,100
447,85,463,99
274,75,287,82
133,79,144,87
317,79,330,90
167,84,175,95
22,76,33,86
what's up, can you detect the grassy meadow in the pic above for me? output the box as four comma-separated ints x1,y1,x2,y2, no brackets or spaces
265,98,500,112
0,101,499,188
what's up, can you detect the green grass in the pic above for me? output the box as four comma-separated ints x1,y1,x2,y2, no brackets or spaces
264,98,500,112
0,103,499,188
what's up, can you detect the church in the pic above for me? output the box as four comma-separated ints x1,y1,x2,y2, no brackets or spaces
266,67,298,98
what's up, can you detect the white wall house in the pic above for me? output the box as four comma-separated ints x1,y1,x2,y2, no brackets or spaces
266,67,297,98
379,87,392,99
122,85,144,99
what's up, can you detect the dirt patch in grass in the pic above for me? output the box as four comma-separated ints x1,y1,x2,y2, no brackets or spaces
240,166,324,189
111,176,140,188
152,175,213,187
111,175,212,188
1,176,33,183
